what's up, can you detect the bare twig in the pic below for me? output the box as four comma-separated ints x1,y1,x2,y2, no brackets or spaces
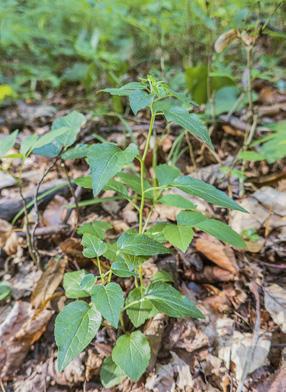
18,179,37,265
31,158,60,267
61,160,81,232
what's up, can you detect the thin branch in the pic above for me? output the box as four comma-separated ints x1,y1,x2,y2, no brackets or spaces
31,158,60,267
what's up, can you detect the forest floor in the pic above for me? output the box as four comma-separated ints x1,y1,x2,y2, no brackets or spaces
0,81,286,392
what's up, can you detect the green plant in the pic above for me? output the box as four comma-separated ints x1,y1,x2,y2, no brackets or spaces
0,76,247,386
55,76,246,385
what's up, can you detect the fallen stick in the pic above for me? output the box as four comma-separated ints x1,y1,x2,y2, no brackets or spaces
0,179,70,222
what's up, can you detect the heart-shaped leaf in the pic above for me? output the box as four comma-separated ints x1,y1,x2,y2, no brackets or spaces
112,331,151,381
55,301,101,371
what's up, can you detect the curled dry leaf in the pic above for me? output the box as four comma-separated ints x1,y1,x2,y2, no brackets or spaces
145,352,194,392
264,284,286,333
144,313,167,370
168,319,209,353
230,187,286,234
195,233,238,274
0,218,19,255
42,195,68,226
60,237,89,267
10,263,42,300
218,330,272,382
187,266,235,283
31,257,67,309
0,301,53,378
264,348,286,392
214,29,238,53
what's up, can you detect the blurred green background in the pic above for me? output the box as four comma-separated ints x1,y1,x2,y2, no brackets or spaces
0,0,285,102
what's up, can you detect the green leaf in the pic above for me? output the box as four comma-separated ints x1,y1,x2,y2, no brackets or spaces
129,90,152,114
0,282,11,301
91,283,124,328
0,130,18,157
126,288,157,328
20,134,39,157
62,144,90,160
151,271,174,283
146,282,204,319
196,219,246,248
33,111,85,157
55,301,101,371
159,194,196,210
145,222,168,243
173,176,247,212
74,175,92,188
177,210,207,226
33,127,69,157
77,221,112,240
87,143,138,196
102,82,145,96
111,261,136,278
81,234,107,258
161,105,213,149
100,357,126,388
239,151,264,162
80,274,97,292
117,232,170,256
52,111,86,146
63,270,90,298
117,172,152,197
112,331,151,381
163,224,194,252
155,164,181,186
105,178,129,198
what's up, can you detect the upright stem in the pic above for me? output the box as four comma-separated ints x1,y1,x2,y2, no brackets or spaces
246,46,254,123
138,108,155,286
138,109,155,234
96,256,104,284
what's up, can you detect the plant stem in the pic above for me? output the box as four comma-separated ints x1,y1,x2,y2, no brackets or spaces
96,256,104,284
138,108,155,234
138,108,156,286
246,45,254,122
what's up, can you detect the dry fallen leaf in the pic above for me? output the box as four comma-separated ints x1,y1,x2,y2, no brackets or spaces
168,319,208,353
145,313,167,369
31,257,67,309
218,330,271,381
10,263,42,300
0,218,19,255
145,352,194,392
60,237,89,266
230,187,286,235
214,29,238,53
195,234,238,274
0,301,53,378
187,266,235,283
264,284,286,333
42,195,68,226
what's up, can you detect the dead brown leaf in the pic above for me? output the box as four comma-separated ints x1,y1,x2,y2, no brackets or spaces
0,301,53,378
31,257,67,309
145,352,194,392
264,284,286,333
168,319,208,353
214,29,238,53
60,237,89,267
42,195,68,226
145,313,167,369
187,266,235,283
195,234,238,274
0,218,19,255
